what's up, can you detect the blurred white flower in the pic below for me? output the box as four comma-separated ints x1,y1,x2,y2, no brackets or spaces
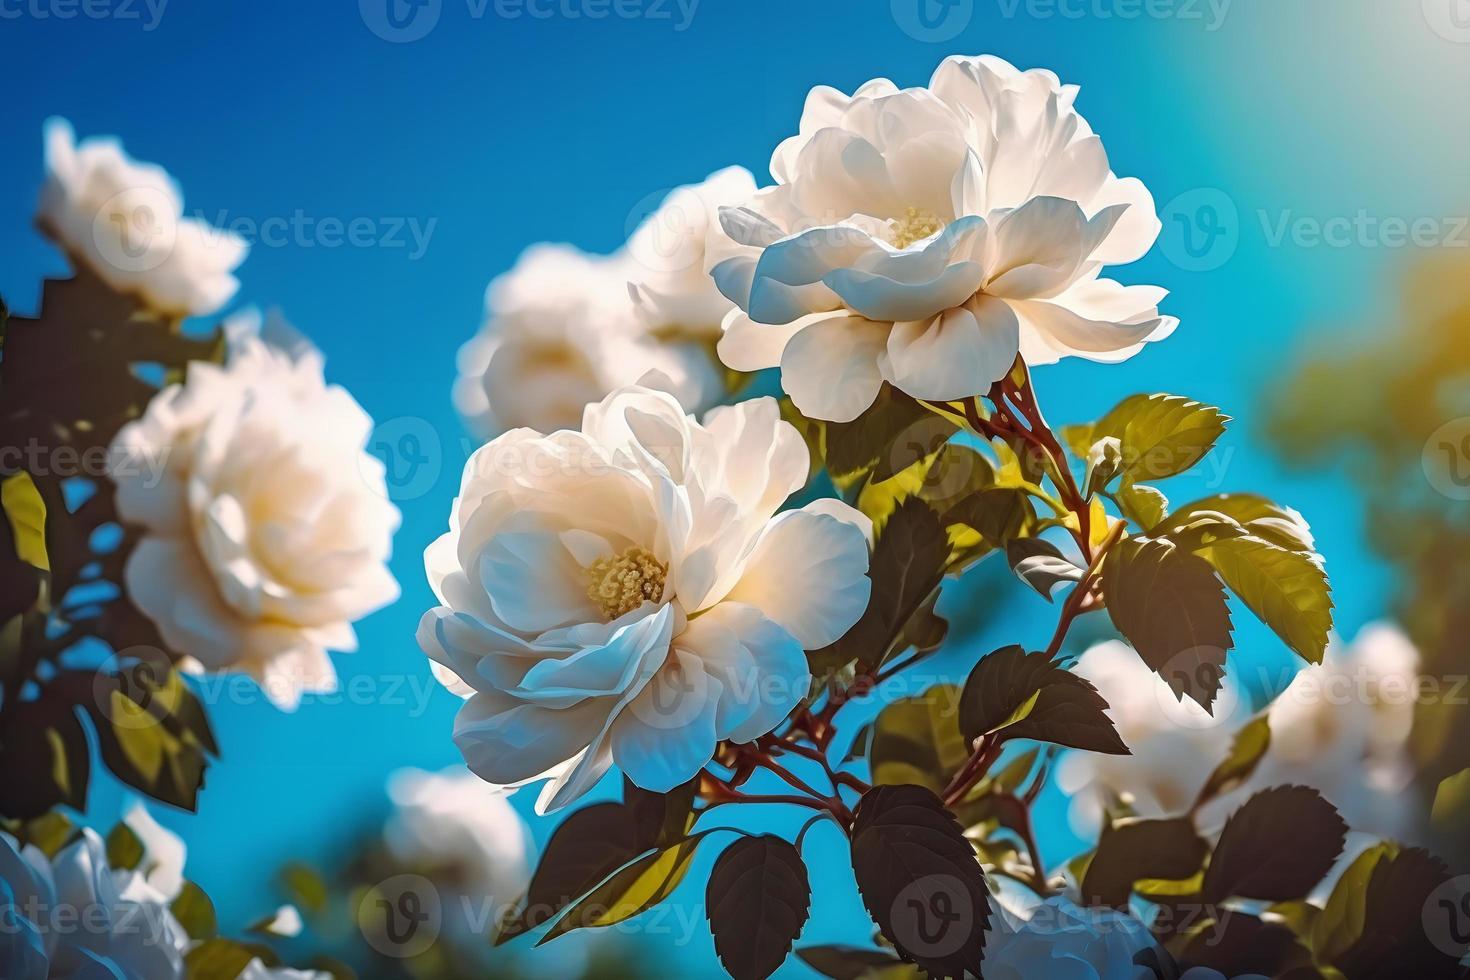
1058,624,1421,841
120,803,186,901
454,244,721,440
0,828,189,979
37,118,247,319
626,166,758,341
109,322,401,710
419,386,871,810
985,894,1158,980
384,766,530,900
239,964,330,980
713,54,1173,422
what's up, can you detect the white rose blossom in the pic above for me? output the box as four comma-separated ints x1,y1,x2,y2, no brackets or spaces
713,54,1174,422
1057,624,1421,842
454,243,722,440
384,766,530,899
0,827,189,979
37,118,247,319
108,320,401,710
418,386,872,810
625,166,758,341
985,893,1160,980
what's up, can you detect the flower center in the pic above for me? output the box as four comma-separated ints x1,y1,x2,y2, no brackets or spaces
586,546,668,620
889,207,943,249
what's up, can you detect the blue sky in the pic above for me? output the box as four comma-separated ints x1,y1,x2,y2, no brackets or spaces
3,1,1469,974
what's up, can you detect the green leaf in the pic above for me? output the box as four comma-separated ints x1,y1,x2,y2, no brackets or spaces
1005,538,1083,601
1161,493,1315,553
706,835,811,980
1086,393,1229,483
538,831,712,944
1101,537,1235,712
496,798,654,943
1080,816,1209,908
185,938,279,980
0,697,90,818
869,685,969,794
279,862,329,920
1197,535,1333,665
1202,786,1346,904
1115,484,1168,530
809,499,948,674
796,945,919,980
1,472,49,572
171,880,218,941
850,785,989,978
1192,713,1271,811
958,646,1128,755
106,822,146,871
1432,768,1470,835
1315,844,1465,977
86,672,212,811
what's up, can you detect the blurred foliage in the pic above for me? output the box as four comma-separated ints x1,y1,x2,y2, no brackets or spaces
1264,249,1470,861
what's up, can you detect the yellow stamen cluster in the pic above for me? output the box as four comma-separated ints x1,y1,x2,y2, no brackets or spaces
586,546,667,620
890,207,943,249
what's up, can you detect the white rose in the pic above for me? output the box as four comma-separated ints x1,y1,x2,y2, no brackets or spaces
384,766,530,900
108,324,401,710
1058,625,1421,841
454,244,721,440
419,386,872,810
713,54,1174,422
0,828,190,980
985,895,1159,980
37,118,247,319
626,166,759,340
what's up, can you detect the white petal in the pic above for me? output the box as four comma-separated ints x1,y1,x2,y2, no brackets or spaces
885,294,1020,399
725,504,872,649
780,315,889,423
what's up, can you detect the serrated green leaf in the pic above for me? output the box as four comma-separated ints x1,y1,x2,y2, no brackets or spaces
1202,786,1346,904
1115,484,1168,530
958,646,1128,754
1199,535,1333,665
1088,394,1229,483
1162,494,1315,553
1081,816,1208,908
1101,537,1235,712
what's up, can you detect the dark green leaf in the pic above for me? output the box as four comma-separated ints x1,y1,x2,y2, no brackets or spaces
538,831,711,944
185,938,278,979
1172,912,1314,978
86,671,211,811
106,822,145,870
1161,494,1315,554
1081,817,1208,908
1202,786,1346,904
707,835,811,980
279,862,329,919
851,785,989,978
958,646,1128,755
0,697,90,818
796,945,916,980
810,499,948,674
1101,537,1234,712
